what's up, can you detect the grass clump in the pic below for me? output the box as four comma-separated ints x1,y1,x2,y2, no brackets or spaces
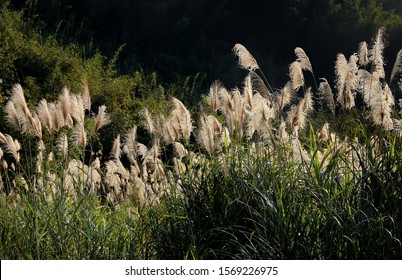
1,26,402,259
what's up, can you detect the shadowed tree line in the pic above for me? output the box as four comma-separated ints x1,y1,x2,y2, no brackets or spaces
9,0,402,89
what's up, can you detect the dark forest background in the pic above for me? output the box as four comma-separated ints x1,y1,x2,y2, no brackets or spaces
9,0,402,87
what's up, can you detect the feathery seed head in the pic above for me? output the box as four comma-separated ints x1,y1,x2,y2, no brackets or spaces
170,98,192,140
10,84,31,120
295,47,313,72
318,123,330,142
233,43,259,71
250,72,270,98
300,87,314,113
196,114,222,153
72,124,87,149
243,74,253,109
0,132,7,144
30,113,42,139
318,78,335,115
81,79,91,111
160,116,178,144
249,93,275,141
207,80,222,112
5,101,22,131
335,53,348,94
369,27,386,79
70,94,85,125
49,102,63,131
3,134,21,163
358,41,369,67
289,61,304,91
59,87,74,127
335,53,358,110
383,83,395,106
95,105,111,132
287,90,313,136
142,108,155,136
123,126,138,164
37,99,53,131
57,133,69,160
276,81,294,110
111,134,122,160
218,86,234,114
277,121,289,143
391,49,402,83
173,142,188,160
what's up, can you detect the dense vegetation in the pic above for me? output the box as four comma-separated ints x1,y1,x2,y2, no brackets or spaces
1,0,402,260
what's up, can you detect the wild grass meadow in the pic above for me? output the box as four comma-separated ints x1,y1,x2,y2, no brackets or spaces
1,27,402,259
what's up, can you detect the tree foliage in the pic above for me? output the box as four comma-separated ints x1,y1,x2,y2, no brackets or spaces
9,0,402,87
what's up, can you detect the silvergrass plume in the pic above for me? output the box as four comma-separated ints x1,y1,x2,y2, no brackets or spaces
0,132,7,144
242,74,253,109
3,134,21,163
95,105,111,132
37,99,53,131
276,81,294,111
289,61,304,91
207,80,222,113
249,93,275,141
318,78,335,115
250,71,270,98
160,115,177,144
288,89,313,136
81,79,91,111
170,97,192,140
369,27,386,79
197,114,222,153
173,142,188,160
30,113,42,139
49,102,63,131
294,47,313,72
7,85,41,138
370,83,394,130
142,108,155,136
390,49,402,83
232,88,246,138
123,126,138,164
335,53,357,110
59,87,74,128
317,123,329,142
357,69,381,106
10,84,31,121
70,94,85,125
111,134,122,160
36,140,45,174
358,41,369,67
233,43,259,71
277,121,289,143
5,101,22,130
218,86,234,114
57,133,69,160
72,124,87,149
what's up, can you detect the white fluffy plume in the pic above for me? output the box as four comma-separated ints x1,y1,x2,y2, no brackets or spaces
369,27,386,79
294,47,313,72
233,44,259,71
390,49,402,83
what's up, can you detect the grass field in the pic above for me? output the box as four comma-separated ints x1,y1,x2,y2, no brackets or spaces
1,27,402,259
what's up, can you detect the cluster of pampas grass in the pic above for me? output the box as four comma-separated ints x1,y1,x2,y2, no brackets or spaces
1,27,402,210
